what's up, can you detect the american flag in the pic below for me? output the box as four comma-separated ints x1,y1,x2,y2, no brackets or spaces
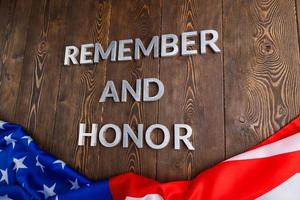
0,116,300,200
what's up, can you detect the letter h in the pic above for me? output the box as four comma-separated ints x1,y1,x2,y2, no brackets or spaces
78,123,98,146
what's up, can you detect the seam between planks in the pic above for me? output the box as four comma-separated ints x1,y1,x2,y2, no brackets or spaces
221,0,226,160
155,0,163,181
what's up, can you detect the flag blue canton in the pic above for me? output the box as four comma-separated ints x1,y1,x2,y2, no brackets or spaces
0,121,112,200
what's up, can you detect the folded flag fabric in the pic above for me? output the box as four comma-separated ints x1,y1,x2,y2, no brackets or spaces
0,116,300,200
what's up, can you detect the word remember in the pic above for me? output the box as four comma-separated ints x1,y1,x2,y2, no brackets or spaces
64,30,220,65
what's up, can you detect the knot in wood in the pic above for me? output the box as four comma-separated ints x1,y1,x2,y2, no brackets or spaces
278,104,287,116
260,38,274,55
239,116,246,123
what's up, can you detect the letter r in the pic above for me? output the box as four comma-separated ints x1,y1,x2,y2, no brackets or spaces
64,46,79,65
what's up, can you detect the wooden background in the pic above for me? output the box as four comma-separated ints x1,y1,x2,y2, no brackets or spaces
0,0,299,182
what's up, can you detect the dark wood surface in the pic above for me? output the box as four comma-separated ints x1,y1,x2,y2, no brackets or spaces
0,0,299,182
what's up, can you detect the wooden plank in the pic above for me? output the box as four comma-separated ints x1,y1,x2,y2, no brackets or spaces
14,0,70,152
0,0,16,80
296,0,300,49
78,0,113,180
224,0,300,158
0,0,16,100
50,0,100,176
157,0,224,182
95,0,161,180
0,0,32,122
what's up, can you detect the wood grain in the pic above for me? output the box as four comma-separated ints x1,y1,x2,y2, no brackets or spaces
14,0,70,153
0,0,299,182
224,0,300,158
0,0,32,122
83,0,112,180
97,0,161,180
51,0,99,176
157,0,224,182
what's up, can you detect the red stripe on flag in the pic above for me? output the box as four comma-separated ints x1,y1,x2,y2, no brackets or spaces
109,115,300,200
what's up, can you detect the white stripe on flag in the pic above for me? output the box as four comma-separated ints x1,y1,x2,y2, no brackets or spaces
256,173,300,200
226,132,300,161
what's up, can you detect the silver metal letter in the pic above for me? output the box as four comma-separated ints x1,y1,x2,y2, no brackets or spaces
80,43,94,64
123,124,143,148
94,41,117,62
121,79,141,102
64,46,79,65
181,31,198,56
99,81,120,102
174,124,194,150
143,78,164,102
118,39,133,61
78,123,98,146
99,124,122,147
145,124,170,149
200,30,221,54
134,36,159,60
161,34,179,57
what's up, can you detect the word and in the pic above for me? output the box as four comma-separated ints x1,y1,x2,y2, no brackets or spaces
100,78,164,102
64,30,220,65
78,123,194,150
